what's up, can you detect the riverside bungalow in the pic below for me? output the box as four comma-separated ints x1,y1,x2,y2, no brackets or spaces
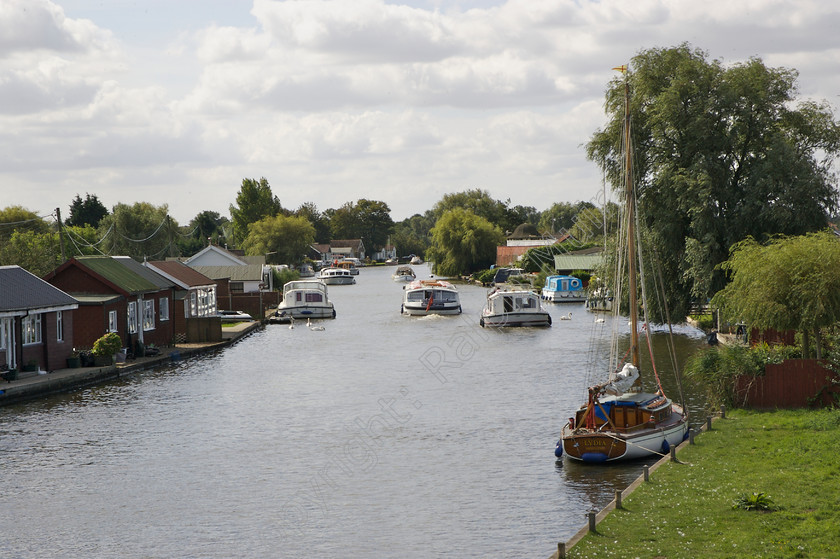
44,256,175,352
144,260,221,343
0,266,79,374
310,239,366,266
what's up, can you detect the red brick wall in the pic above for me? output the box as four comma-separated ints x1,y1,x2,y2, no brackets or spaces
49,265,114,294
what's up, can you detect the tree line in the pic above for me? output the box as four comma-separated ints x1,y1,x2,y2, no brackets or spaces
2,41,839,342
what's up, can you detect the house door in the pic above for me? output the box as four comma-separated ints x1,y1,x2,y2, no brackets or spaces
1,317,15,369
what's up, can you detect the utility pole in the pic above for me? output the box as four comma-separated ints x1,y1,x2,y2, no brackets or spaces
55,207,67,262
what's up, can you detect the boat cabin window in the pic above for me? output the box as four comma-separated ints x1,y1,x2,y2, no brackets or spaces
518,296,535,309
504,296,513,313
305,293,323,303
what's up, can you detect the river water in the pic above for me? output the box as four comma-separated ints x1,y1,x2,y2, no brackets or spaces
0,265,707,558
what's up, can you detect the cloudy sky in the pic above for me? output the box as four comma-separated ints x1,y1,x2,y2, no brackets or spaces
3,0,839,225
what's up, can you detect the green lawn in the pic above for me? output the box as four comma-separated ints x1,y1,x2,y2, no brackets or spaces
567,408,840,558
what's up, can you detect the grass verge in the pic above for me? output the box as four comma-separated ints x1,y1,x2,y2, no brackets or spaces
567,408,840,558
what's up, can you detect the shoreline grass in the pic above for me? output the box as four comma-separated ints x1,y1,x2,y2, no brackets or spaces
566,408,840,558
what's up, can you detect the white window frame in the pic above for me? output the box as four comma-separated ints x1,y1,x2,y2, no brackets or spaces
159,296,169,322
0,318,8,350
57,311,64,342
128,302,138,334
189,291,198,318
108,310,118,332
143,300,155,331
23,314,42,345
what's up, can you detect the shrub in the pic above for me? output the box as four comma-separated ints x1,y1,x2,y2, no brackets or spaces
732,492,778,511
684,342,801,410
92,332,122,357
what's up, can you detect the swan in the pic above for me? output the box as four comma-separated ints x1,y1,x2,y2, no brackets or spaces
559,312,572,320
288,316,295,330
307,318,325,331
594,317,605,323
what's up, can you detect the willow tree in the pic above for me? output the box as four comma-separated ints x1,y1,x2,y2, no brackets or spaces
427,208,504,276
242,214,315,265
712,231,840,357
586,44,840,321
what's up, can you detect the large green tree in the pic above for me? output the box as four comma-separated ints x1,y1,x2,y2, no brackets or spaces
712,232,840,358
294,202,331,243
329,199,394,250
98,202,176,260
66,193,108,228
537,201,596,235
426,208,505,276
587,44,840,320
241,214,315,265
229,177,283,246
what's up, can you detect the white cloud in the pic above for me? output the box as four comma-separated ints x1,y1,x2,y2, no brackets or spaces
1,0,839,224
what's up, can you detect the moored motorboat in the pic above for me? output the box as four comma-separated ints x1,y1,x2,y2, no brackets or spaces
541,275,586,303
401,279,461,316
392,265,416,282
271,280,336,323
319,267,356,285
480,287,551,327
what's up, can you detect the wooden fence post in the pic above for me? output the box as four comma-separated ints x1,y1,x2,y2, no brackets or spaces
557,542,566,558
587,511,596,532
615,489,622,509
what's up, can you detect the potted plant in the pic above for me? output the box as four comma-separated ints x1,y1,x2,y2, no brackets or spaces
92,332,122,367
66,349,81,369
22,359,39,372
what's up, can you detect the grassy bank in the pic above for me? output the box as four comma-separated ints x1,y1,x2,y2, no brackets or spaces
567,409,840,558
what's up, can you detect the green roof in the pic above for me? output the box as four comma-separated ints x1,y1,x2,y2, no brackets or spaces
75,256,159,294
552,253,603,271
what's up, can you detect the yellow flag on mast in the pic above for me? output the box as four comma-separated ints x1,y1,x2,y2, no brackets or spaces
612,64,627,73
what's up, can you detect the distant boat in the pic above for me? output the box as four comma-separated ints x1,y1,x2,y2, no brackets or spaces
410,255,424,265
299,263,315,278
392,265,416,282
556,66,688,463
318,267,356,285
401,279,461,316
541,275,586,303
480,287,551,327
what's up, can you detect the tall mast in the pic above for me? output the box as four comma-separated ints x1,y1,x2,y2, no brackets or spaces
623,73,641,370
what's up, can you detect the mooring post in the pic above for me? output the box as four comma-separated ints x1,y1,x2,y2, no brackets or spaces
615,489,622,509
670,445,677,462
706,416,713,430
689,428,695,445
557,542,566,558
587,511,596,532
643,464,650,481
720,404,726,419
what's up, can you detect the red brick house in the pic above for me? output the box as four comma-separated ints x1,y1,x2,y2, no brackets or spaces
144,260,221,343
44,256,175,352
1,265,79,373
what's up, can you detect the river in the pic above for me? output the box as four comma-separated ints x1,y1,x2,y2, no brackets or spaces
0,264,707,558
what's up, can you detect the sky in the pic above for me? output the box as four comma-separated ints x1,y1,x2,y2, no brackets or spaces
3,0,840,226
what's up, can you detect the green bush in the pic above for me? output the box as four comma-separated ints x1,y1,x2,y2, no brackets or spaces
472,269,496,285
684,342,801,410
92,332,122,357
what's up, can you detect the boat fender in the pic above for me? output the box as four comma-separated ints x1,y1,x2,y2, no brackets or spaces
661,439,670,454
547,315,552,325
554,441,563,458
479,318,485,327
457,305,462,314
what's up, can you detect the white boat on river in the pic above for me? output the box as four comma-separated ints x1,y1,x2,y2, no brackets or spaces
401,279,461,315
391,265,416,282
272,280,336,322
480,287,551,327
319,267,356,285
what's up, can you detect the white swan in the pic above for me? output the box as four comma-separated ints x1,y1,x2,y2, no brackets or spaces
307,318,325,331
559,312,572,320
288,316,295,329
594,317,605,323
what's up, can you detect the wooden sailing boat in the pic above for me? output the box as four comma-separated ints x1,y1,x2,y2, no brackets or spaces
555,67,688,463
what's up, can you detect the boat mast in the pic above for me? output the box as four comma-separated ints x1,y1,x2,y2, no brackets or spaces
622,70,641,371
